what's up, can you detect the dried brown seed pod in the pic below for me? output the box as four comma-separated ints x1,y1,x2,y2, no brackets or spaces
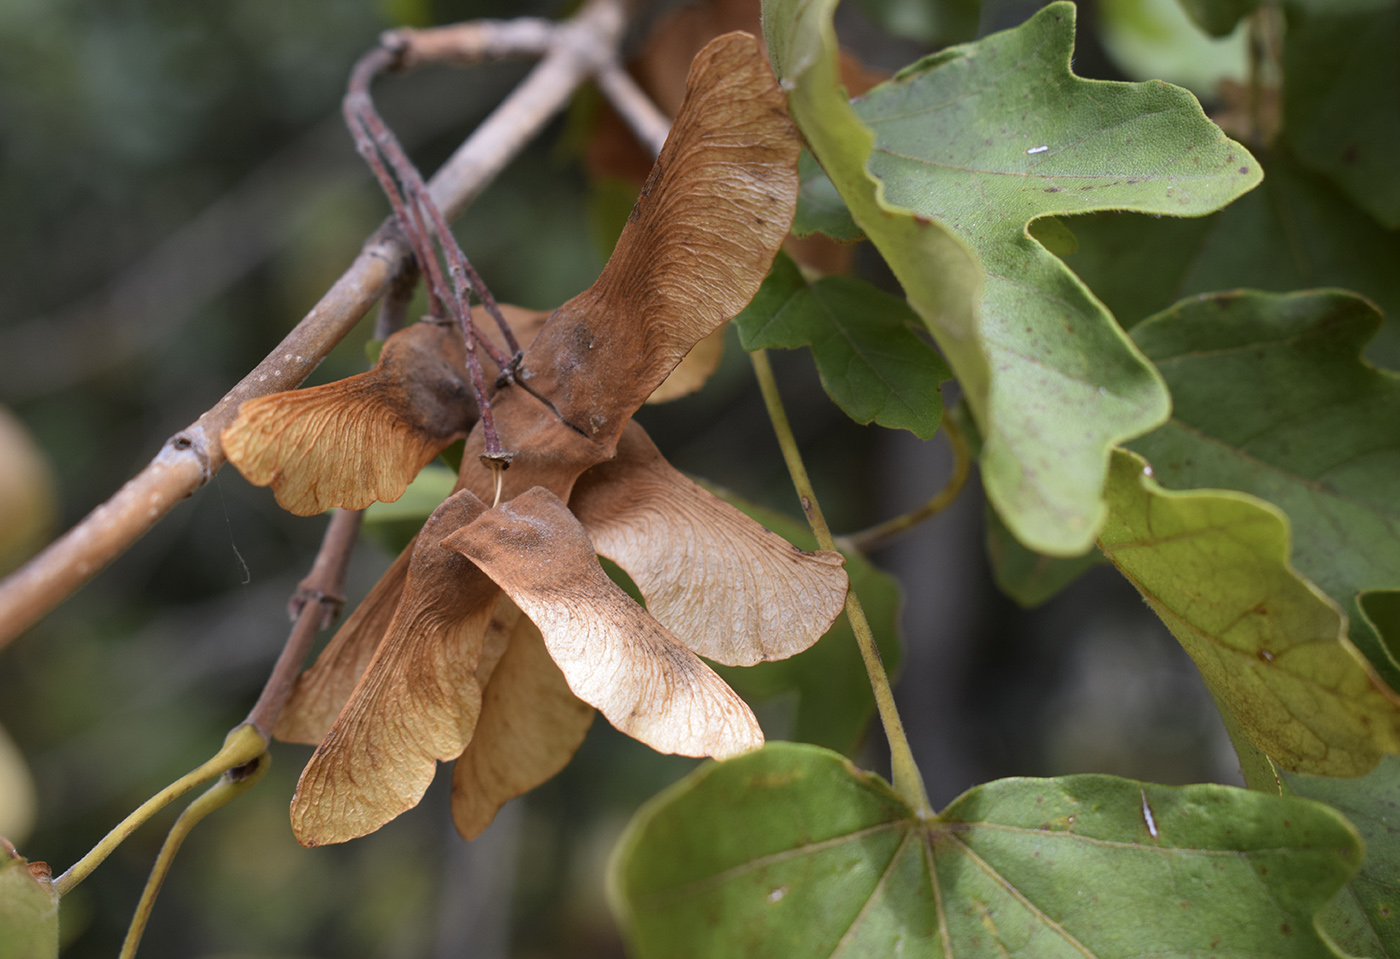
290,489,498,846
450,609,594,841
445,486,764,760
571,422,848,666
223,320,477,516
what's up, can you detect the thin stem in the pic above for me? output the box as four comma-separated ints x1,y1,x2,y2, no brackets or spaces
244,509,364,738
118,753,270,959
374,256,419,340
346,46,515,461
0,0,630,647
52,724,267,896
749,350,933,817
840,411,970,554
347,110,447,320
595,61,670,158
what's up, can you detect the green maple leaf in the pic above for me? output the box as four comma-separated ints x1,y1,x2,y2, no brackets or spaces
733,252,951,438
1284,0,1400,230
1060,149,1400,365
1280,757,1400,958
1099,448,1400,777
764,0,1259,556
1128,290,1400,688
611,743,1361,958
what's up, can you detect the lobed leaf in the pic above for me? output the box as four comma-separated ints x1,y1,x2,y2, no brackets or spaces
767,0,1259,555
733,252,951,438
1128,290,1400,687
611,742,1361,958
857,2,1258,552
1283,756,1400,958
1099,448,1400,777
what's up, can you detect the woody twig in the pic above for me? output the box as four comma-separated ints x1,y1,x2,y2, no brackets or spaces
0,0,629,647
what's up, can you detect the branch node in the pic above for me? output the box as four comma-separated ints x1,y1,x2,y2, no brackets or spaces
162,428,211,486
287,587,346,628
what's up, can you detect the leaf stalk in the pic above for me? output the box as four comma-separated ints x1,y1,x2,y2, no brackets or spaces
749,349,932,816
118,753,271,959
51,724,267,897
839,411,970,554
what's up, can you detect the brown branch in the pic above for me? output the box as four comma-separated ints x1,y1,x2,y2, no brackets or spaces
246,509,365,738
595,62,671,158
391,17,555,69
373,252,419,340
0,0,629,648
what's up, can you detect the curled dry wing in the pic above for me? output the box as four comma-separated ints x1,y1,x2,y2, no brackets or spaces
222,320,477,516
518,31,800,446
276,540,413,745
291,489,498,846
452,610,595,840
444,486,763,760
571,422,848,666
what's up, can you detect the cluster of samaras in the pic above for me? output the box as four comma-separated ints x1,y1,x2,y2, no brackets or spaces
220,34,850,847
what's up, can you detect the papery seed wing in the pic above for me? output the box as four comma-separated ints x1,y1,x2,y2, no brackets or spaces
645,324,727,404
444,486,763,760
290,489,497,846
572,422,847,666
518,32,799,445
223,320,476,516
276,538,413,745
451,611,594,840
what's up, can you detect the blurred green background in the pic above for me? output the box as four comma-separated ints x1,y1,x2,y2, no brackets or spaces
0,0,1247,956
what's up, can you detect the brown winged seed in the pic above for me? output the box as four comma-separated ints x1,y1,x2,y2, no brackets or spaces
444,487,764,759
223,320,477,516
571,422,847,666
279,32,816,846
